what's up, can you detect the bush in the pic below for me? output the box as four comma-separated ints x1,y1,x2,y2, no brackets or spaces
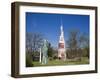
26,53,33,67
53,56,58,60
49,57,53,61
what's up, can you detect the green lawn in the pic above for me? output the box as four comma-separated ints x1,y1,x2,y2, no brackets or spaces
32,57,89,67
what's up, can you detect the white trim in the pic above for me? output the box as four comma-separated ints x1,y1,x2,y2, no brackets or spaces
19,5,95,75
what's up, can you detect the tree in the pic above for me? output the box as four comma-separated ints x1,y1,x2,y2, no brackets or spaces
26,32,44,65
66,29,89,59
47,43,54,57
26,32,44,54
26,33,33,66
26,52,33,67
26,32,33,54
66,29,79,59
79,33,89,58
79,33,89,48
32,33,44,53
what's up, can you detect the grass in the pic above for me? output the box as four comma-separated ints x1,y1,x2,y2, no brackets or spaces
32,57,89,67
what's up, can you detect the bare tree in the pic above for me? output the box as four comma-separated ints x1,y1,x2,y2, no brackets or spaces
66,29,79,59
79,33,89,48
66,29,89,59
26,32,44,66
32,33,44,52
67,29,79,49
79,33,89,58
26,33,33,53
26,32,44,54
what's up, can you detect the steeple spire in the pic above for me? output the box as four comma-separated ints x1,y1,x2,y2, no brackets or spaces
58,18,66,61
60,19,64,37
59,18,65,43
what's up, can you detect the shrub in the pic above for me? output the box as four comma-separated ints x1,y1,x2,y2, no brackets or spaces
26,53,33,67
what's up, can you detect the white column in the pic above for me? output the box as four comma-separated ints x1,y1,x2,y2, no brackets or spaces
39,48,42,63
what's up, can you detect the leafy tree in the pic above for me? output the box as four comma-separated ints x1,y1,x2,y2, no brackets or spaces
47,43,54,57
26,53,33,67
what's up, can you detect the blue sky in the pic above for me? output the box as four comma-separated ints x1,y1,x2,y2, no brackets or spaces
26,12,89,48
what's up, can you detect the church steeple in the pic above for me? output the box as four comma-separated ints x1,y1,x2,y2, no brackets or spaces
61,18,64,36
58,19,66,61
59,20,64,43
60,24,64,37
